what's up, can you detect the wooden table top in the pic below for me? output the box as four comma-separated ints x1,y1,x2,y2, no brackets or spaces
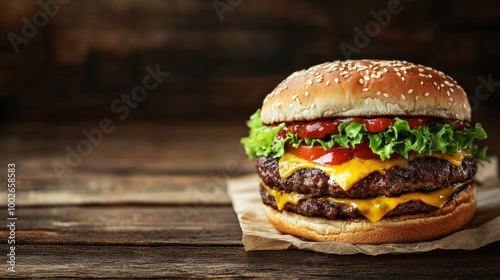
1,121,499,278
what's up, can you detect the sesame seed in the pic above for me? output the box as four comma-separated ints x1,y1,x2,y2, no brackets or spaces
418,68,425,73
401,76,406,81
444,81,454,87
424,92,430,97
449,97,453,102
408,89,414,94
376,91,381,95
359,78,364,85
334,78,339,84
305,91,309,96
289,103,294,108
383,93,389,98
364,75,370,81
383,68,388,73
274,102,281,107
446,91,450,96
401,94,406,100
415,96,419,100
325,81,330,86
363,88,369,92
420,81,424,85
292,94,298,100
307,79,313,85
310,103,315,109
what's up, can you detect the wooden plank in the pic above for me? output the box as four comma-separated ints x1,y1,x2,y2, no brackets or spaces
0,206,242,246
0,122,257,206
3,243,500,278
3,173,234,206
0,122,254,174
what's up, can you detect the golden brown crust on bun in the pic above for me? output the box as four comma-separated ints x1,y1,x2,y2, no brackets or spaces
264,183,476,244
261,60,471,124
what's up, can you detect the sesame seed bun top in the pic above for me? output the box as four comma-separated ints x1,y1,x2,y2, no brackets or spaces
260,60,471,124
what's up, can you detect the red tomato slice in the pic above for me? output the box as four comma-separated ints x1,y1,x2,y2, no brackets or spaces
353,142,381,160
363,118,396,133
277,128,287,139
404,118,430,129
287,118,364,139
452,120,466,130
297,121,340,139
288,141,386,166
288,144,352,165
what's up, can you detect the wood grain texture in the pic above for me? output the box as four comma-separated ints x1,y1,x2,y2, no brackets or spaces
0,122,256,206
2,0,500,124
2,243,500,279
0,122,253,173
5,173,232,206
0,206,242,245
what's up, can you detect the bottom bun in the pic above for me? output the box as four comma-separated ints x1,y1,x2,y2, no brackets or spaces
264,183,476,244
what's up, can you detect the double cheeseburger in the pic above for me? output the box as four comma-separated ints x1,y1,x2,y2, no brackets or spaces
241,60,488,244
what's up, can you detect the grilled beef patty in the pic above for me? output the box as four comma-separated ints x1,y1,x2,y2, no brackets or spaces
257,156,477,198
260,183,473,220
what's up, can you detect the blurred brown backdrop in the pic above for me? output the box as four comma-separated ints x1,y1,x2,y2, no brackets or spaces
0,0,499,126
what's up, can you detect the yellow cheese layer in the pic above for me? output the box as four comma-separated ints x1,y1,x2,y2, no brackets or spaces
266,186,306,211
278,151,466,191
264,183,467,223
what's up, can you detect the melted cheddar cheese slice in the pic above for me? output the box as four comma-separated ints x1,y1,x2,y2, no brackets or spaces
278,151,466,191
263,183,468,223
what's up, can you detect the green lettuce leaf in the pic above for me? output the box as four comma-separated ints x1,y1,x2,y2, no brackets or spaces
240,110,286,159
241,110,488,161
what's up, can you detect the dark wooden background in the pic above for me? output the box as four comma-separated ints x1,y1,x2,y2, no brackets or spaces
0,1,500,278
0,0,500,124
